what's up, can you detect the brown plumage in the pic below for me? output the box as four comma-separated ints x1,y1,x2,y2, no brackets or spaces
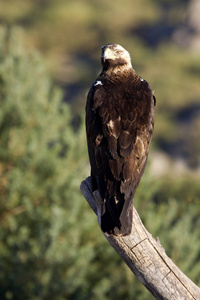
86,44,156,236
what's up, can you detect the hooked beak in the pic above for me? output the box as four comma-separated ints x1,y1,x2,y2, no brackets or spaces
102,47,116,62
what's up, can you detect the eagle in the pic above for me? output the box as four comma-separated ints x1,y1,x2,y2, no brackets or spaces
86,44,155,236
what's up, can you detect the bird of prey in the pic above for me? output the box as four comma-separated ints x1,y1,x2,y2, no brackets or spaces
86,43,156,236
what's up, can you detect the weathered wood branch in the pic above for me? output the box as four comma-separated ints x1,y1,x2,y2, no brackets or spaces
80,176,200,300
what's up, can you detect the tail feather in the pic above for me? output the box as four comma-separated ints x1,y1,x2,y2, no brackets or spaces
100,197,133,236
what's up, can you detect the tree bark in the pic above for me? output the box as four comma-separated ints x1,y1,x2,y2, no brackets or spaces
80,176,200,300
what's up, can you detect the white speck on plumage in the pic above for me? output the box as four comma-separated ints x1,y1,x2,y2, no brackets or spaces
140,78,144,81
108,120,114,129
94,80,103,86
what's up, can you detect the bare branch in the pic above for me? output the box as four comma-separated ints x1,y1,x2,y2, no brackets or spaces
80,176,200,300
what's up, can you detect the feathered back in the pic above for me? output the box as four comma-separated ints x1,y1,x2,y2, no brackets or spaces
86,44,155,236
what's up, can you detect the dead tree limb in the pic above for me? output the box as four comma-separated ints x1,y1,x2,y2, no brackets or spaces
80,176,200,300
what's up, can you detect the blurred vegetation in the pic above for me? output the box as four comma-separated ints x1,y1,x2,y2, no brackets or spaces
0,0,200,166
0,0,200,299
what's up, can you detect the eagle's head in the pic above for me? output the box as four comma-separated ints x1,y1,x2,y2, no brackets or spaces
101,44,132,70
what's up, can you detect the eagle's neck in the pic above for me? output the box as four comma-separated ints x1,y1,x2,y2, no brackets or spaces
101,65,137,83
112,64,133,74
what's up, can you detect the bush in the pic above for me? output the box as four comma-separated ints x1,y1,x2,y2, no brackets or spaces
0,26,91,300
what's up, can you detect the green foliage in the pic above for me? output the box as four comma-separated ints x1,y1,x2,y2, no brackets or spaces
0,26,92,300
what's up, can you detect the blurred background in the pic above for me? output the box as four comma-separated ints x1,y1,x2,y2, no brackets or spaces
0,0,200,299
